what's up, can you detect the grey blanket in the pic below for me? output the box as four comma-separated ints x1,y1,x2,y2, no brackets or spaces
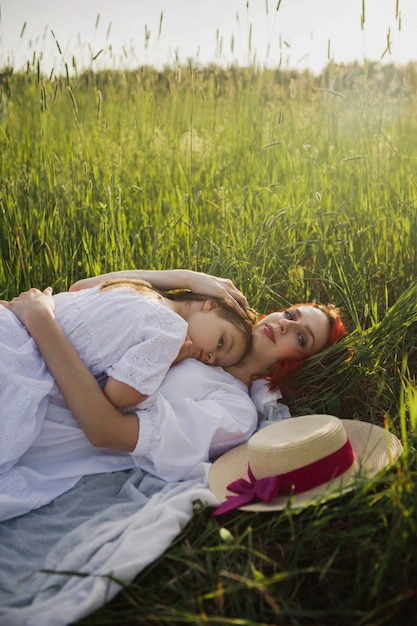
0,463,217,626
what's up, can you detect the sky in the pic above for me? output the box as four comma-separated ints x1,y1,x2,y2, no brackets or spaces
0,0,416,75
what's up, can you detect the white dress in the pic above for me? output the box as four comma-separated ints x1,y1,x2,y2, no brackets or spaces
0,359,258,521
0,286,187,473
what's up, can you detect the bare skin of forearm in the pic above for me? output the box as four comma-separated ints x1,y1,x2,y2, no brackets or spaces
24,312,139,451
69,269,191,292
104,376,148,409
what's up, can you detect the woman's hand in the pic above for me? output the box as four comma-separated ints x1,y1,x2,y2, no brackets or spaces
0,287,55,331
70,269,249,316
184,272,249,314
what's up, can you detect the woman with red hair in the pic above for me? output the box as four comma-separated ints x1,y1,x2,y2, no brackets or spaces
258,302,347,392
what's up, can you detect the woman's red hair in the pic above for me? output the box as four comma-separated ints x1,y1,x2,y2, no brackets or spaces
266,302,347,392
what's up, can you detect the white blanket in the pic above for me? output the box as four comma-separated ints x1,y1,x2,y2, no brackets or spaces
0,463,218,626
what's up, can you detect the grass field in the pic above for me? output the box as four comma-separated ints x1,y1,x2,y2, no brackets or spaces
1,58,417,624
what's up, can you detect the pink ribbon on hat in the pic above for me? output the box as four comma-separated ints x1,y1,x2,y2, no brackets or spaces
213,438,355,515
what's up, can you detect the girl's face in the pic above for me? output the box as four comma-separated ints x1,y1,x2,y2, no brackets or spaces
186,302,248,367
251,305,330,367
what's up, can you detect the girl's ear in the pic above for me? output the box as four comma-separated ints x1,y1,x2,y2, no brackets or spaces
202,299,217,312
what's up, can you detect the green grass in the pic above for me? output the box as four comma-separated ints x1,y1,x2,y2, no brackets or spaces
1,59,417,624
76,463,417,625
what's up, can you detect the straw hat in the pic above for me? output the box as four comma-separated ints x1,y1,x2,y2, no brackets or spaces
209,415,403,515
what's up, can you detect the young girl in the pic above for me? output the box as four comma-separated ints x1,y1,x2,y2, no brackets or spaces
0,279,254,473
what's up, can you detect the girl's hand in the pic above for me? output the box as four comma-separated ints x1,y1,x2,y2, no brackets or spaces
171,335,199,365
0,287,55,330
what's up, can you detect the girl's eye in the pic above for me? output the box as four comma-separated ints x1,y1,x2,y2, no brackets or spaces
217,337,224,349
298,333,305,348
285,310,294,320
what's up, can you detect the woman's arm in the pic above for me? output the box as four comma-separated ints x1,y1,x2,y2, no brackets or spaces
0,288,139,452
70,269,248,314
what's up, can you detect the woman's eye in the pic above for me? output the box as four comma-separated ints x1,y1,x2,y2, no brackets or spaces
285,310,294,320
298,334,305,348
217,337,224,349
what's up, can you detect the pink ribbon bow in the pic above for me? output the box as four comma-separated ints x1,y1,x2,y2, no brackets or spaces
213,466,281,515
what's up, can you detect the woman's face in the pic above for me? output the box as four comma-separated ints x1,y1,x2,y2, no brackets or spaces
250,305,330,367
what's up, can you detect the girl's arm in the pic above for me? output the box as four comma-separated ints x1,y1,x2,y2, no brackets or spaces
103,332,194,408
0,288,139,452
104,377,148,409
70,269,248,314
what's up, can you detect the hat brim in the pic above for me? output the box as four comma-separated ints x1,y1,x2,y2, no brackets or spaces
208,419,403,512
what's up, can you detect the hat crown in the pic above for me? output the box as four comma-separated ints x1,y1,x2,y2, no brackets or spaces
249,415,348,479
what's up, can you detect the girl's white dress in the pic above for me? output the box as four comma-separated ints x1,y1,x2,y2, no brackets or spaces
0,286,187,473
0,359,258,521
